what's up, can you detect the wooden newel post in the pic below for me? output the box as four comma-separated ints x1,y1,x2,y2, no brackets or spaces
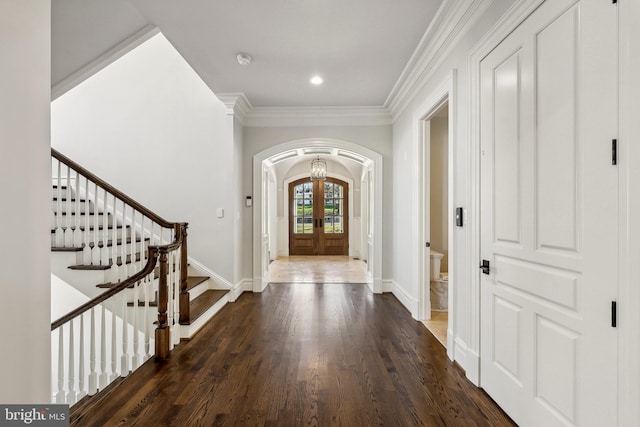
155,247,170,360
179,223,190,325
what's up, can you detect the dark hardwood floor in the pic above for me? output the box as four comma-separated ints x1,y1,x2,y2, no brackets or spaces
71,284,516,426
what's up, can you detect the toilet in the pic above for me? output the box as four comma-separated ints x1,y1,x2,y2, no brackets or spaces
430,250,448,311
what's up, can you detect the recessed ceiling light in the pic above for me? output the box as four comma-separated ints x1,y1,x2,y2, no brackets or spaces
310,75,324,85
237,53,251,65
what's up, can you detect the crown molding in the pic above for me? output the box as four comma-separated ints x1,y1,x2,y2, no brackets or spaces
242,106,392,127
216,92,252,124
51,25,160,101
384,0,494,121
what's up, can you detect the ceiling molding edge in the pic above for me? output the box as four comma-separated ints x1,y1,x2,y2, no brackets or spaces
242,106,392,127
51,25,160,102
384,0,494,121
216,92,253,124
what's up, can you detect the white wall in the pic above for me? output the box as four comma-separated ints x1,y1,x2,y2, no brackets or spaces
391,0,514,370
430,116,448,272
51,33,236,283
0,0,51,403
242,125,392,280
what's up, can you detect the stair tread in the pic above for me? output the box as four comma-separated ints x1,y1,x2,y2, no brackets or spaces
187,276,209,291
51,237,149,251
52,211,108,216
187,290,228,324
51,247,83,252
52,197,88,203
69,264,112,271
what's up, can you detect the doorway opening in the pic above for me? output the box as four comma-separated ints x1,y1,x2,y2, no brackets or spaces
413,71,456,360
422,102,449,347
253,139,383,293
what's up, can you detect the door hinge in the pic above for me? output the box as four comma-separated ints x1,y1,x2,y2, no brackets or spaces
612,139,617,165
611,301,617,327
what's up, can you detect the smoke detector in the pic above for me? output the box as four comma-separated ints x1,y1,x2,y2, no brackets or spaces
236,53,252,65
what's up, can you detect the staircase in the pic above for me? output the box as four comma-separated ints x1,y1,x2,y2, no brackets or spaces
50,148,229,406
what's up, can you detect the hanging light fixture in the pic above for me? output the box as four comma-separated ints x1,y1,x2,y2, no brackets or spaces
310,156,327,181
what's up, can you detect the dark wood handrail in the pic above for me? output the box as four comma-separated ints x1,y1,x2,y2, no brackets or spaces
51,148,175,228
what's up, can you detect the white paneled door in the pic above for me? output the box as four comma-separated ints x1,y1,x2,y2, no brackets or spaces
480,0,618,426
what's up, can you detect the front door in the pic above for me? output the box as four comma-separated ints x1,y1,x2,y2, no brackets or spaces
289,177,349,256
479,0,618,425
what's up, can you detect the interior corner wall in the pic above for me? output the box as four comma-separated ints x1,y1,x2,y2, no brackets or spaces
390,0,514,370
233,118,245,285
51,33,235,283
242,125,392,280
0,0,51,403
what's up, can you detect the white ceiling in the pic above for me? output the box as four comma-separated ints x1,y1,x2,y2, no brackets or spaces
52,0,444,108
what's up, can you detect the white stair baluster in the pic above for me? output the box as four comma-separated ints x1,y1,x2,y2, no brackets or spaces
120,290,129,377
110,297,118,382
144,275,151,360
101,188,109,266
99,302,108,389
72,170,82,247
82,178,91,264
78,313,86,400
66,320,76,405
64,165,73,247
91,182,99,265
55,326,65,403
55,161,64,246
132,278,141,369
89,307,98,395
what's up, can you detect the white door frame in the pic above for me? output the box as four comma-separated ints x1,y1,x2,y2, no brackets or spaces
253,138,384,294
413,71,457,361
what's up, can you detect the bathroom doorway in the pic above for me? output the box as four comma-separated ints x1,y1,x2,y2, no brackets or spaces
422,102,450,347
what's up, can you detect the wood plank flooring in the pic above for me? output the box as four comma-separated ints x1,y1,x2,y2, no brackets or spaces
71,283,515,426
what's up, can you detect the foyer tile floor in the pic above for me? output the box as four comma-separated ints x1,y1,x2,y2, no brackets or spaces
423,311,448,347
268,256,370,284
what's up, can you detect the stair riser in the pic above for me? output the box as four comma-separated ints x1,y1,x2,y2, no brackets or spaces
51,186,76,200
51,200,96,214
51,227,133,247
51,213,114,230
189,279,210,301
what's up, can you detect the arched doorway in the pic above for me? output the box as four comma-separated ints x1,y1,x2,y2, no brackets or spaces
252,139,383,294
289,177,349,255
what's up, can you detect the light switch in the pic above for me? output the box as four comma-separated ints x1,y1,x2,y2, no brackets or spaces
217,208,224,218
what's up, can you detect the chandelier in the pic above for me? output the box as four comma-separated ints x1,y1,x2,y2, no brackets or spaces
310,157,327,181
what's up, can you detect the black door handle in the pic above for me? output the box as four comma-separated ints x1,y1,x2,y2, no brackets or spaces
480,259,490,275
314,219,318,228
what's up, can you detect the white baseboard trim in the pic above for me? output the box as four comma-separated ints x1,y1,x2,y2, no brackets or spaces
447,329,455,361
187,257,232,290
464,346,480,387
229,279,252,302
384,280,419,318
